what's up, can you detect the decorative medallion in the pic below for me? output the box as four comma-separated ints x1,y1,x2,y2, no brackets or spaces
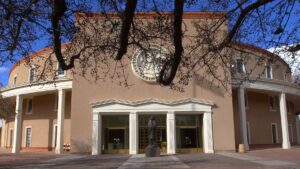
131,46,168,82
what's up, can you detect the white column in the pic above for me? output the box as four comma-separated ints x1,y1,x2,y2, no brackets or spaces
92,113,102,155
295,116,300,144
55,89,66,154
295,115,300,144
1,119,6,148
279,92,291,149
167,111,176,154
129,111,138,154
237,87,249,151
12,95,23,153
203,111,214,153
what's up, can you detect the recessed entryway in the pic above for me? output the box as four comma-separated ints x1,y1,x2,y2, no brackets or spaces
102,115,129,154
176,114,203,153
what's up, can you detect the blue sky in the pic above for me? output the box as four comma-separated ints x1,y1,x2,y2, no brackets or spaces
0,38,48,86
0,63,12,86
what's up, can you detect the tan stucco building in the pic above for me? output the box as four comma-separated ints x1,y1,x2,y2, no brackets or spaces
1,12,300,155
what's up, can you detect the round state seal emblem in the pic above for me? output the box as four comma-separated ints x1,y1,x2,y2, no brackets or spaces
131,46,168,82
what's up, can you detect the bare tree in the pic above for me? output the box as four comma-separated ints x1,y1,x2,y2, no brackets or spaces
0,0,299,88
0,83,14,119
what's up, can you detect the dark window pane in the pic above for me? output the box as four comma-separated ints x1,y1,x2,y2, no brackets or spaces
29,68,35,82
236,59,244,74
28,99,33,112
57,64,64,75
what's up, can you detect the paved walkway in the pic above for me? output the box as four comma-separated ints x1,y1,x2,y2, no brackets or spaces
219,152,296,167
118,154,190,169
1,147,300,169
5,154,130,169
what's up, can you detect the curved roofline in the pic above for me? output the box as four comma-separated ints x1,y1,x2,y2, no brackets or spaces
74,11,227,20
9,42,71,77
230,42,291,72
9,42,291,79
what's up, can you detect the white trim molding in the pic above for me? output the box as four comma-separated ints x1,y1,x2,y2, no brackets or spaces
1,79,72,98
91,98,214,113
232,78,300,96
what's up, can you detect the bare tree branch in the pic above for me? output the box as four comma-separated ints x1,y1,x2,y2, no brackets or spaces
113,0,138,60
220,0,273,48
159,0,184,85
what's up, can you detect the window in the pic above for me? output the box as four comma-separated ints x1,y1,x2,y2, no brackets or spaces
27,98,33,114
25,127,32,147
289,125,294,143
29,67,35,82
271,123,278,144
57,63,65,76
245,91,249,109
265,63,273,79
13,75,17,85
53,125,58,147
246,122,251,144
54,94,58,112
286,101,293,115
284,72,289,81
287,101,290,114
9,129,13,147
236,59,245,74
269,96,276,111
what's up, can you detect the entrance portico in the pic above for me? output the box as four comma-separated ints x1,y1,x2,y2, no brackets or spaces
90,98,214,155
1,79,72,154
234,78,300,150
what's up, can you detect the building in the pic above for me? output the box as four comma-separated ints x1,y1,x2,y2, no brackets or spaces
0,12,300,155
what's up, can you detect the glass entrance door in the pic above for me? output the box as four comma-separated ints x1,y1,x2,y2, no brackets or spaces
180,128,197,148
138,114,167,153
102,115,129,154
176,114,203,153
107,129,125,150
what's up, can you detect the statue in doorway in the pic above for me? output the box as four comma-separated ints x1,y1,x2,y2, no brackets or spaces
148,116,156,145
145,116,160,157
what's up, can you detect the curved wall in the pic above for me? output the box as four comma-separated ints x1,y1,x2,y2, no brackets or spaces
8,43,72,87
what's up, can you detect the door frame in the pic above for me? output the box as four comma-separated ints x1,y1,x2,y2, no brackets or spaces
103,127,128,154
24,126,32,147
271,123,278,144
